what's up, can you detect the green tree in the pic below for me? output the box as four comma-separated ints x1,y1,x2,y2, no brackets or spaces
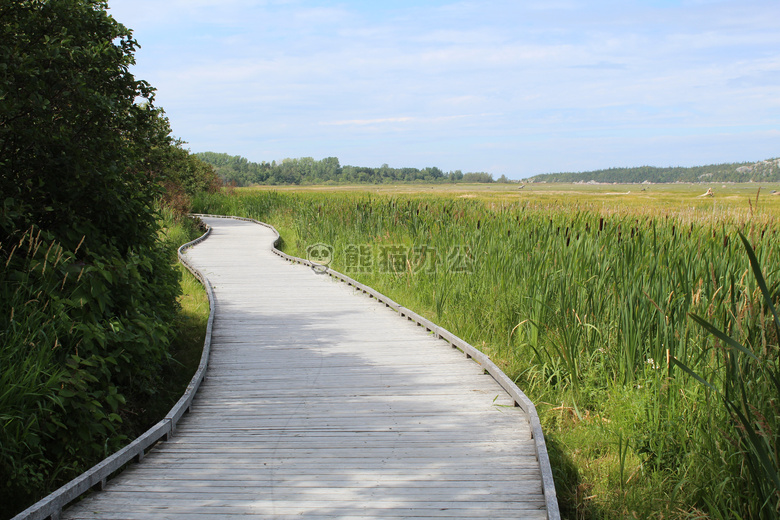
143,116,222,215
0,0,167,251
462,171,495,183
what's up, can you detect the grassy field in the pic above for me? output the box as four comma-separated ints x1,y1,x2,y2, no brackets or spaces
244,180,779,205
194,182,780,520
245,181,780,224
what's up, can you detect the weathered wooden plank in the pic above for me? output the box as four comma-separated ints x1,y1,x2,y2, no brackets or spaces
64,499,547,511
122,450,537,462
167,420,530,433
91,489,543,501
92,470,543,482
64,488,546,501
146,429,529,442
65,511,547,520
120,461,542,475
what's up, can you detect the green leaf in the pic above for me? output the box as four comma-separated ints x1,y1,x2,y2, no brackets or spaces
688,312,759,362
725,399,780,493
738,232,780,332
670,356,717,394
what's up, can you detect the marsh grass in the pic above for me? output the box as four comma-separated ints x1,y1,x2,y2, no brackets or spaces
128,263,208,435
676,233,780,519
193,186,780,519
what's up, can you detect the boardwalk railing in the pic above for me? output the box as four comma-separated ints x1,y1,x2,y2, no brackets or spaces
14,214,560,520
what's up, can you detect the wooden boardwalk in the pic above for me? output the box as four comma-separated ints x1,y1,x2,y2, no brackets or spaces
61,216,550,520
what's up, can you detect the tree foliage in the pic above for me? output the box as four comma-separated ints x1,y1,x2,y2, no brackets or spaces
0,1,216,515
196,152,496,186
142,119,222,214
1,0,163,249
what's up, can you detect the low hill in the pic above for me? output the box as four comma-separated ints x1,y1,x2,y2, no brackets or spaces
524,158,780,184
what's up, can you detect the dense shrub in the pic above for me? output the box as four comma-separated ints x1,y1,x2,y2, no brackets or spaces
0,1,201,515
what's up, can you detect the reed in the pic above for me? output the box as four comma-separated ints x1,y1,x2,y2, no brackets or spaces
676,233,779,519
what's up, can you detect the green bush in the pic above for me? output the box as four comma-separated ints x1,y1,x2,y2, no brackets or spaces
0,1,185,515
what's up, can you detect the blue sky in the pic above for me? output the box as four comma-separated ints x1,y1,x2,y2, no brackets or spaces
108,0,780,178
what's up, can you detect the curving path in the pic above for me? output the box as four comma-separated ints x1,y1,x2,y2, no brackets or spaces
61,216,550,519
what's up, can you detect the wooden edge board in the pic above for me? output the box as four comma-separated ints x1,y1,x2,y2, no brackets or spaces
13,220,218,520
190,214,560,520
11,420,171,520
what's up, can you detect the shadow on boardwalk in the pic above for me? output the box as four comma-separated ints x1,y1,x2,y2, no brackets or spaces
58,216,549,519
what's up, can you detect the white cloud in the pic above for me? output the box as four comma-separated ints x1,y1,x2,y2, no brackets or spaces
321,117,416,127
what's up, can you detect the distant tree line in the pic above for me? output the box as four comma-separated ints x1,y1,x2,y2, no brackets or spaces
195,152,498,186
525,159,780,184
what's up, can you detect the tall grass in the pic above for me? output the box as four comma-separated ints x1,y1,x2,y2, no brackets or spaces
193,190,779,518
677,233,780,519
0,229,72,505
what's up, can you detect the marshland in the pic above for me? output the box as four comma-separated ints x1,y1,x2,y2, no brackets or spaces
194,182,780,519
